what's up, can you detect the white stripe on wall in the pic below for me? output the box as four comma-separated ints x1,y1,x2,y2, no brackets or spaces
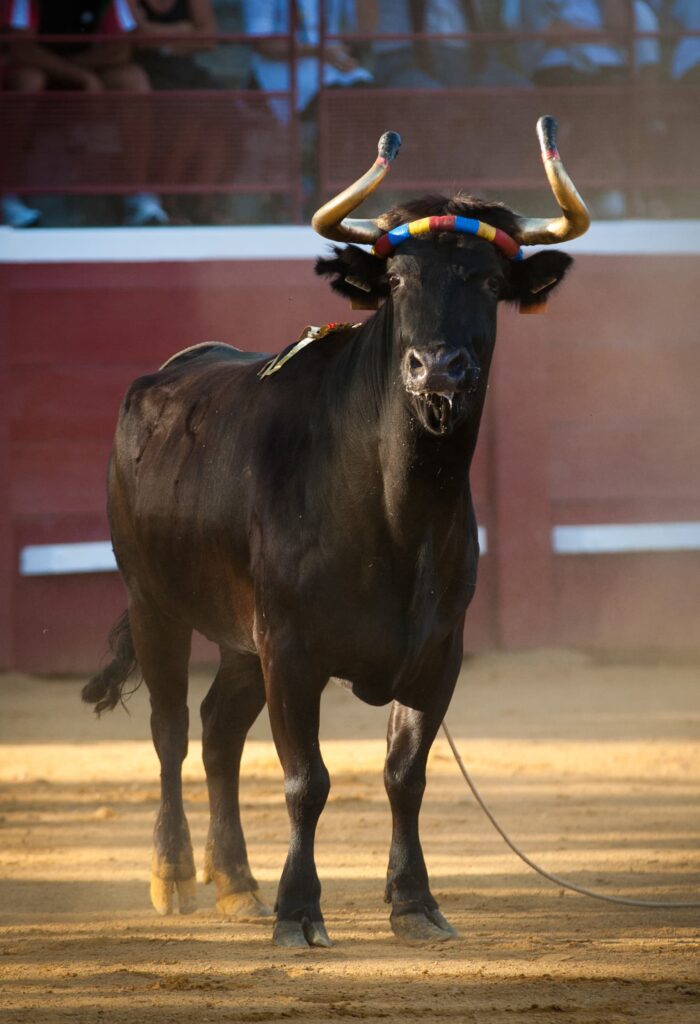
2,221,700,265
18,529,488,576
20,523,700,577
0,226,329,264
20,542,117,577
552,522,700,555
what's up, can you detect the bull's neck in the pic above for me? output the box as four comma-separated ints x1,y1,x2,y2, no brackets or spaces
333,303,488,541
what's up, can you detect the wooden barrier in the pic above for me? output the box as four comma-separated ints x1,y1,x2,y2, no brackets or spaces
1,228,698,671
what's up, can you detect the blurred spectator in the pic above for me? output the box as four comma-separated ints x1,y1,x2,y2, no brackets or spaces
501,0,660,85
670,0,700,82
133,0,219,88
425,0,530,86
360,0,441,87
133,0,227,223
242,0,372,119
361,1,527,88
1,0,169,227
425,0,475,86
501,0,661,218
187,0,248,88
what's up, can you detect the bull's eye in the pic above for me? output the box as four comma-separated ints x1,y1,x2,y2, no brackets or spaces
483,275,500,298
388,272,402,290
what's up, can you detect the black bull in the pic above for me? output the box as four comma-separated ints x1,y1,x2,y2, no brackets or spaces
84,198,573,947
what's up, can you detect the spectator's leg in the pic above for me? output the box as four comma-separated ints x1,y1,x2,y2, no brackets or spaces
2,66,47,227
8,66,48,92
100,63,169,226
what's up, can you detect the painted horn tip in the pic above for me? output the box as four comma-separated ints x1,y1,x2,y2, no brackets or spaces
536,115,558,152
378,131,402,163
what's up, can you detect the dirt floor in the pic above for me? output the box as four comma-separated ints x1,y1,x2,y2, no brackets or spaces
0,648,698,1024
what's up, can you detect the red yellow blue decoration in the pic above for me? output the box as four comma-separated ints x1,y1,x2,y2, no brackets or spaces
372,215,523,261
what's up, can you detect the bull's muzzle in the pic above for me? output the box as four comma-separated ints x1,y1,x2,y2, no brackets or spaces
405,348,480,396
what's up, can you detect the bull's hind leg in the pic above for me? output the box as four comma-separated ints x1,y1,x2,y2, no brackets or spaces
201,650,271,920
129,604,197,916
384,634,462,942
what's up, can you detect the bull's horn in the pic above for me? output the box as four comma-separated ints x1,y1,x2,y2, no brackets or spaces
311,131,402,244
513,116,590,245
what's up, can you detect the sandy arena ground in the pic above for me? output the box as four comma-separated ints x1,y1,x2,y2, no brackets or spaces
0,648,698,1023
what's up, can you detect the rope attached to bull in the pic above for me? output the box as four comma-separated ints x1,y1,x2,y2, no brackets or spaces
441,720,700,909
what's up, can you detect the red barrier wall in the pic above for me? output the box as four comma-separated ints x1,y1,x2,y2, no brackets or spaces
1,242,698,672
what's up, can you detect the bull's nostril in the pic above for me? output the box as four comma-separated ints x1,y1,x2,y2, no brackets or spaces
444,352,466,377
406,348,478,392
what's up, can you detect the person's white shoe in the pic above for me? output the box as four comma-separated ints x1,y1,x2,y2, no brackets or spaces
123,192,169,226
2,193,41,227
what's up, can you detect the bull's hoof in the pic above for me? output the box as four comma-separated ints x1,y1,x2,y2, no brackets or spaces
150,874,197,916
216,890,273,921
273,918,332,948
391,907,457,943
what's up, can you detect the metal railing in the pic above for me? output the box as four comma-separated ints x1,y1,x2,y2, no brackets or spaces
1,5,698,223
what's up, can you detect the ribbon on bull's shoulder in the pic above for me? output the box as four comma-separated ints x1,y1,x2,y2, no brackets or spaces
258,322,362,379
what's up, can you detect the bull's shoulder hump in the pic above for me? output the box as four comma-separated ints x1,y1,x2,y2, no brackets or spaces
159,341,269,371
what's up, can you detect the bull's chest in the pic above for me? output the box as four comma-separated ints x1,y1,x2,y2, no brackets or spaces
260,533,477,703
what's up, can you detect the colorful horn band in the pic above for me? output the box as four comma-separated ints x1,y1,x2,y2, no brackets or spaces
372,215,523,260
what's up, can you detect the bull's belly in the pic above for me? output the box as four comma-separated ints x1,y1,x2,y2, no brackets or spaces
229,570,471,705
332,676,394,706
315,592,472,708
113,524,473,703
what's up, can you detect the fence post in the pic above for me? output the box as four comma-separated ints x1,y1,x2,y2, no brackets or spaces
491,315,554,649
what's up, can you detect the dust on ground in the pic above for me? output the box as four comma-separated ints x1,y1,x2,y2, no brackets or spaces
0,649,698,1023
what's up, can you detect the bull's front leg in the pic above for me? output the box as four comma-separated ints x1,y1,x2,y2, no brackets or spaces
384,633,462,942
263,652,331,948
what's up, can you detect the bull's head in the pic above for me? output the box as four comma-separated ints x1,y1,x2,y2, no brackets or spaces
314,118,589,436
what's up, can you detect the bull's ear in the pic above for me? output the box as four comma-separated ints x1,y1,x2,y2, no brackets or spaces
315,245,389,307
509,250,573,310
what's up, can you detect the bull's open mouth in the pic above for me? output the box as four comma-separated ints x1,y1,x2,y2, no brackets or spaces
410,390,461,436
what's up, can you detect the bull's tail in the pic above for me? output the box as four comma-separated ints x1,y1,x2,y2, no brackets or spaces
82,611,139,715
